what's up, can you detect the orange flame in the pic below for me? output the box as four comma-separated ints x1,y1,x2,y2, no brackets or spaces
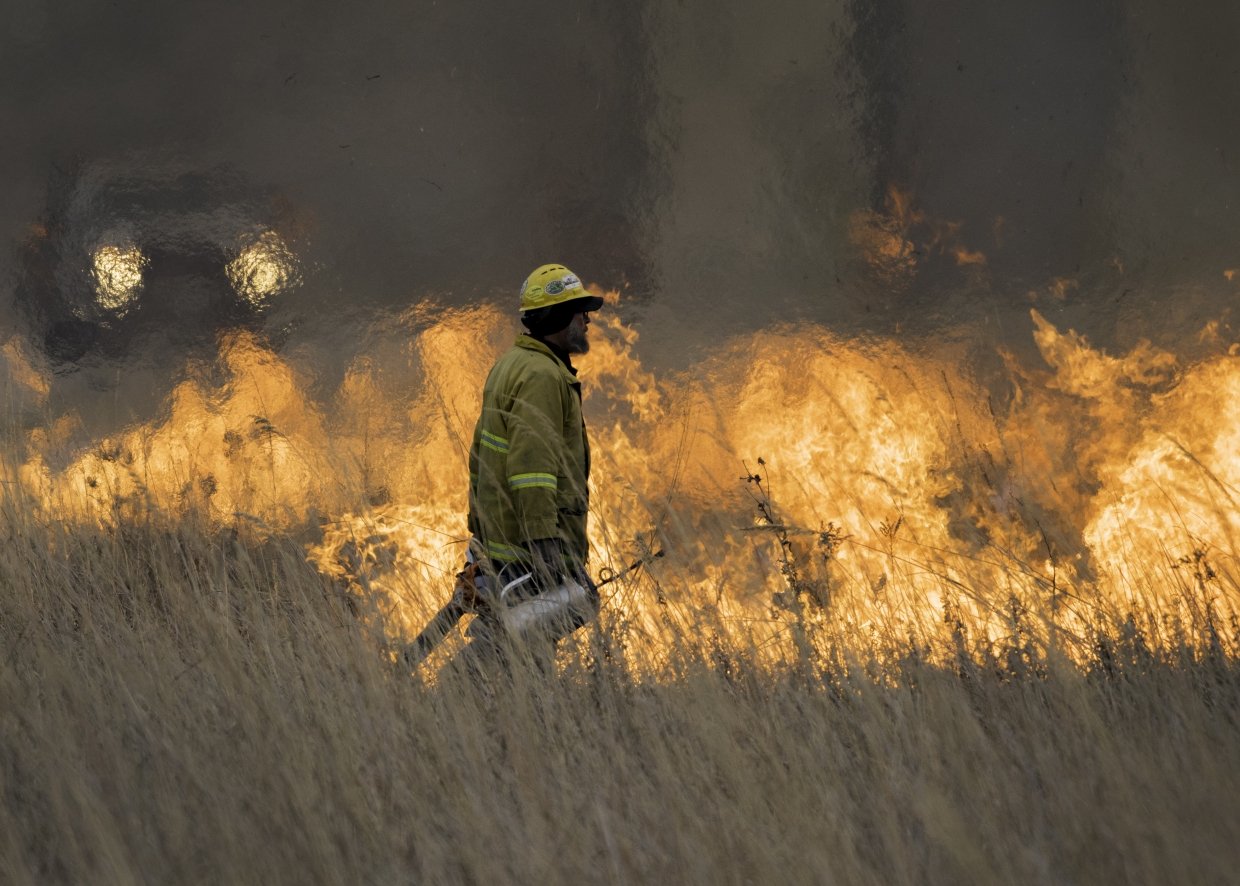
848,185,988,284
4,292,1239,669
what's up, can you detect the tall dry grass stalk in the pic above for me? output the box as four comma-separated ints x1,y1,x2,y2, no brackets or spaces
2,480,1240,885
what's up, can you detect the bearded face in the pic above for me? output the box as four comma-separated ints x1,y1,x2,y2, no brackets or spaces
563,312,591,354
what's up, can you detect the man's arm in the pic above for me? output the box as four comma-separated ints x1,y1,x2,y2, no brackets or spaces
504,369,566,554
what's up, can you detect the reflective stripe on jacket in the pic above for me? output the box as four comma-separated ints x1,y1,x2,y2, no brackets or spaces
467,335,591,568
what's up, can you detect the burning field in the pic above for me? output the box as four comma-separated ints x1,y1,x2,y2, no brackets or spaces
5,2,1240,881
6,280,1240,670
2,276,1240,883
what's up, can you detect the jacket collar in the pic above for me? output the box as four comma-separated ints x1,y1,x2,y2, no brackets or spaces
515,334,580,383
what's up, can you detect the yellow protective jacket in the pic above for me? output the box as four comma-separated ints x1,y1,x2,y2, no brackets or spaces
467,335,591,569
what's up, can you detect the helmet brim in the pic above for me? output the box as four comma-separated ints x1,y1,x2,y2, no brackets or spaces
570,293,605,312
523,292,603,315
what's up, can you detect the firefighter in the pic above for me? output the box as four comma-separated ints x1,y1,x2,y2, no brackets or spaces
461,263,605,664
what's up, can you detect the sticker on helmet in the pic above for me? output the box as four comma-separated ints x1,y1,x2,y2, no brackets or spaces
561,274,581,289
545,281,565,295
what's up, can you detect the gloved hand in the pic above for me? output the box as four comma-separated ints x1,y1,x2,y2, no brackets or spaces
527,537,567,590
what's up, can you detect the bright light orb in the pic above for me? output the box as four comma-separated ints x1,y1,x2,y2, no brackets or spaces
227,231,299,307
91,244,146,314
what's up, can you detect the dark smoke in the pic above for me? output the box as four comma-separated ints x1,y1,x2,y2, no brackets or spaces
3,0,1240,423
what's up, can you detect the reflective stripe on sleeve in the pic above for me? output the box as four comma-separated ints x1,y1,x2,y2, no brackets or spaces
480,430,510,454
507,472,558,490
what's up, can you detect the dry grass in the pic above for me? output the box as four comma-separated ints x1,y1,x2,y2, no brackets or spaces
3,498,1240,886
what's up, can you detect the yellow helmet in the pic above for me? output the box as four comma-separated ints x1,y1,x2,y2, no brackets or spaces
519,263,604,313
